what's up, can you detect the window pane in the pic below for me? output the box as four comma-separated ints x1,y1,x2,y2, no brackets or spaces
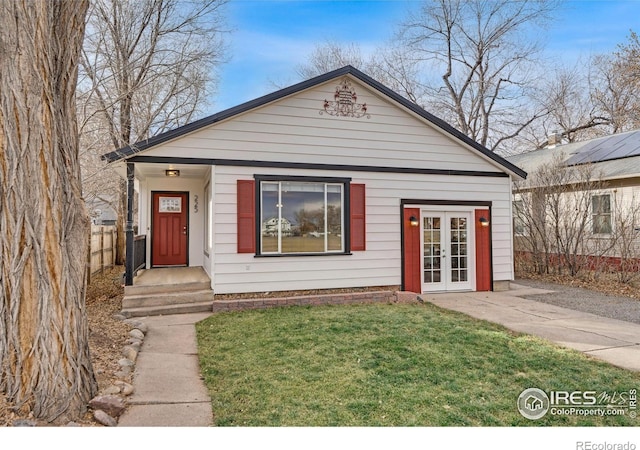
592,195,611,214
327,187,343,251
281,183,324,253
594,215,612,234
261,184,279,253
260,180,345,254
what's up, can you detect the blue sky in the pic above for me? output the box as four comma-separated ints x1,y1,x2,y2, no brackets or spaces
212,0,640,112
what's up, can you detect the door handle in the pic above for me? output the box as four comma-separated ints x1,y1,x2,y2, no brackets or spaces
182,226,187,235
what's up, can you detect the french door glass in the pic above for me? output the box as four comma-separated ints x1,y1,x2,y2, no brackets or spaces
422,211,472,291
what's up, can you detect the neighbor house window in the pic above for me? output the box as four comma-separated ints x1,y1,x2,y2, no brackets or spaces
592,194,612,234
259,179,345,254
513,199,526,236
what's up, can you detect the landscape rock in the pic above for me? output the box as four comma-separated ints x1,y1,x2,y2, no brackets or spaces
89,395,126,418
118,358,134,368
93,410,117,427
134,323,148,334
126,337,143,346
122,346,138,362
129,329,144,340
114,380,134,395
127,341,142,352
123,320,148,334
103,385,121,395
12,419,37,427
66,422,82,427
112,313,127,321
115,369,131,379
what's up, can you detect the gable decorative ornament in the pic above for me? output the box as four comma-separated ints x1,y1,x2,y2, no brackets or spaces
320,78,370,119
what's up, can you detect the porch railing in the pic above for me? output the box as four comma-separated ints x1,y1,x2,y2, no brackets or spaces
133,234,146,274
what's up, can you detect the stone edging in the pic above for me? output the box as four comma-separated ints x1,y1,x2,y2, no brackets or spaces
88,318,148,427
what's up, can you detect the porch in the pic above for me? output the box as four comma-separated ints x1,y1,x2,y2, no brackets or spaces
122,266,214,318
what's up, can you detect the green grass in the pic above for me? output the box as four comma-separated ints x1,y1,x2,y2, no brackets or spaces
196,303,640,426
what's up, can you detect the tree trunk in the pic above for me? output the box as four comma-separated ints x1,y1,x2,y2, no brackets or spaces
0,0,96,422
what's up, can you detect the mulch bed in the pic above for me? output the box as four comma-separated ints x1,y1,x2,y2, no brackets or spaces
214,285,401,301
516,270,640,299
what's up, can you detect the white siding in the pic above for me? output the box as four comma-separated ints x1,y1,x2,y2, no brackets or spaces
202,167,214,285
211,165,513,294
141,77,503,174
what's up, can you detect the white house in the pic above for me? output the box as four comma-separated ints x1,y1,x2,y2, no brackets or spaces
104,66,526,295
507,130,640,265
262,217,292,236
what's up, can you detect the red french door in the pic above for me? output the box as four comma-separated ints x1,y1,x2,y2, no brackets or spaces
152,192,188,266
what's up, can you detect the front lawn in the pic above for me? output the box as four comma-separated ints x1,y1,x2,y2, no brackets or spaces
196,303,639,426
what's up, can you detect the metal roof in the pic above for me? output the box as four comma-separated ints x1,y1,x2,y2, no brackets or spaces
564,131,640,166
507,130,640,181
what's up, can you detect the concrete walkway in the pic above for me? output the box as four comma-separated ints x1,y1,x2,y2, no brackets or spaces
117,312,213,427
424,283,640,372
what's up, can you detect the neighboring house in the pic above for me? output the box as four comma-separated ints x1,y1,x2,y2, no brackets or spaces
507,130,640,261
87,196,117,226
262,217,292,236
103,66,526,294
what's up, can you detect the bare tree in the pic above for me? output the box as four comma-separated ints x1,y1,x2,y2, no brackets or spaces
514,154,609,277
296,41,427,106
590,31,640,135
0,0,97,422
400,0,560,151
79,0,227,263
296,41,366,79
519,63,612,151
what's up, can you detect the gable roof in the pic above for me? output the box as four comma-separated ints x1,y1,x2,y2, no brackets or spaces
507,129,640,181
101,65,526,179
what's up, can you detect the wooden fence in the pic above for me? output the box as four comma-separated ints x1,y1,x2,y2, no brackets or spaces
87,225,117,284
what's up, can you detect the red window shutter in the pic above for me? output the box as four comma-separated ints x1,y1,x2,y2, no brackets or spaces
350,184,366,251
237,180,256,253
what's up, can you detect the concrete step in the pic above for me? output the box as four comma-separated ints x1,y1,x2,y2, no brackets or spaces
121,300,216,318
122,290,215,309
124,281,211,296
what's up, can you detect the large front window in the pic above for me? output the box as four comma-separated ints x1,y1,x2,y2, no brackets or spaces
260,180,344,254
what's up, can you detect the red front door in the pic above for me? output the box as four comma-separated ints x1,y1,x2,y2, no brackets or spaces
152,192,188,266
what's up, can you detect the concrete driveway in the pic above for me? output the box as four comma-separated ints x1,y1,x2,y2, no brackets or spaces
423,283,640,372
